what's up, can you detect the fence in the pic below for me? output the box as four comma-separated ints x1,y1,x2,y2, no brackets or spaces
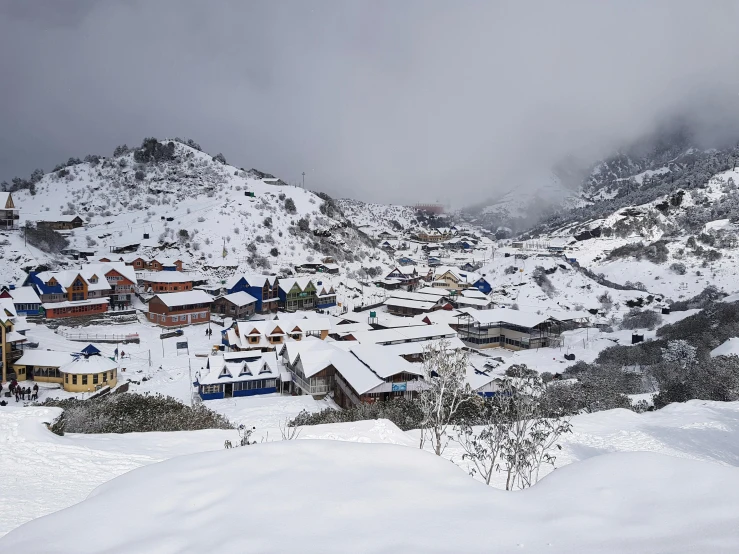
55,330,140,344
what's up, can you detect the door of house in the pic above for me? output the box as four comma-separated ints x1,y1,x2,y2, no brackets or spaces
224,383,233,398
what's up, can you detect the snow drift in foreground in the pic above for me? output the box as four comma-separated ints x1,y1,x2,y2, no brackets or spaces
4,441,739,553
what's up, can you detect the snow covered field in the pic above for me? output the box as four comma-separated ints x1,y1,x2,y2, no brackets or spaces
3,400,739,551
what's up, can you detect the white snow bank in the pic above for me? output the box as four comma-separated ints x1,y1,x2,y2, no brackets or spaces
3,440,739,553
711,338,739,358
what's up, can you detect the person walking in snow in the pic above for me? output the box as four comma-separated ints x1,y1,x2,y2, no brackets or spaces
32,383,39,401
15,389,20,402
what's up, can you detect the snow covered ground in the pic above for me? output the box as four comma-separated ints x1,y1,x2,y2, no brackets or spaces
3,400,739,550
4,408,739,552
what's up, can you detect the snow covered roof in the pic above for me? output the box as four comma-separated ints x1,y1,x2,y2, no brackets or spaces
384,297,437,311
457,308,551,329
225,274,278,290
8,287,41,304
348,324,457,345
138,271,194,284
15,350,75,368
42,298,109,309
381,336,466,357
343,343,423,379
415,287,449,298
455,296,492,308
220,291,257,307
415,310,463,325
5,331,26,343
0,191,14,208
153,290,213,307
710,338,739,358
199,352,279,385
460,289,488,299
278,277,314,293
59,354,117,375
0,298,18,319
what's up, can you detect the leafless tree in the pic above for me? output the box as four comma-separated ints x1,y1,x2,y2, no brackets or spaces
418,340,472,456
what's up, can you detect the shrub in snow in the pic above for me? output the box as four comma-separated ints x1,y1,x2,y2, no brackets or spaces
669,262,687,275
270,247,279,257
234,227,240,235
419,341,473,456
284,197,296,213
263,217,272,228
621,309,662,330
504,266,518,275
23,223,69,254
290,398,423,431
197,217,205,223
42,393,233,434
458,366,572,489
297,217,310,232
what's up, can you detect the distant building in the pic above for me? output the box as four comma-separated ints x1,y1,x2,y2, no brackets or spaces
0,192,19,230
138,272,193,293
0,299,27,382
37,215,84,231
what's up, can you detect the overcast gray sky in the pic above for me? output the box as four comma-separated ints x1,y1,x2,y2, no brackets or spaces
1,0,738,206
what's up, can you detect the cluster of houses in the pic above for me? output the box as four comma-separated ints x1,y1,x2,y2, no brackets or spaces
1,260,338,328
195,314,466,405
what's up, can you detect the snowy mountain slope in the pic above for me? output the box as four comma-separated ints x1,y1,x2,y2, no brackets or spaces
529,167,739,300
337,198,420,237
0,140,393,283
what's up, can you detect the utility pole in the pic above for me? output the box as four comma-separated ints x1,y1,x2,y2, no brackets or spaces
302,172,305,189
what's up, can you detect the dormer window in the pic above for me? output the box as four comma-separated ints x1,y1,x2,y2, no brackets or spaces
89,276,98,284
239,367,253,377
219,368,232,379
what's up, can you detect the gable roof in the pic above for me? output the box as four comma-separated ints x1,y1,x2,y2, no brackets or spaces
152,290,213,307
221,291,258,307
457,308,551,329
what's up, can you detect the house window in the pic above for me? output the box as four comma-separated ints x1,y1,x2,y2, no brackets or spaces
103,372,107,382
82,375,88,385
65,374,69,384
93,374,99,384
201,384,221,394
72,375,77,385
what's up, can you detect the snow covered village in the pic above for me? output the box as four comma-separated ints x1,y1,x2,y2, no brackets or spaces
3,3,739,553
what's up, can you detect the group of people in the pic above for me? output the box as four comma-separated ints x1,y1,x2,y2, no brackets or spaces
205,327,214,338
0,380,39,404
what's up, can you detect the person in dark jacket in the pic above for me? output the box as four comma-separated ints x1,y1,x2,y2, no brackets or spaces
32,383,39,401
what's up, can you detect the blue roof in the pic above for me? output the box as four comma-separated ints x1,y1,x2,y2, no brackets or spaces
27,272,64,295
81,344,101,356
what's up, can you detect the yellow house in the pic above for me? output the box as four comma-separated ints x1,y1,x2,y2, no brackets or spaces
1,299,27,382
13,350,74,383
58,346,118,393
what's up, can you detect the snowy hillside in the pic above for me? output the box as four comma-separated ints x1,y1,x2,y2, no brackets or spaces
527,167,739,301
337,198,420,238
0,139,392,283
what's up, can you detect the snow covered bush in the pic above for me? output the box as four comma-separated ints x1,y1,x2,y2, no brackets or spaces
284,197,296,213
621,309,662,330
41,394,233,434
669,262,687,275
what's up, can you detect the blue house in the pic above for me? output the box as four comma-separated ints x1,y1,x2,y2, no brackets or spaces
195,351,280,400
1,285,42,316
226,274,279,313
472,276,492,295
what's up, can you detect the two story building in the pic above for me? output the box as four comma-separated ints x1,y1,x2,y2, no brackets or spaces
279,278,317,311
147,290,213,327
195,351,280,400
212,291,257,320
27,269,110,319
1,299,27,383
0,192,19,230
138,272,193,294
226,274,279,313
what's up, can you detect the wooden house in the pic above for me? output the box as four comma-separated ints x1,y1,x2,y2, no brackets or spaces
147,290,213,327
37,215,84,230
225,274,279,313
138,272,193,293
0,192,19,230
195,352,279,400
279,278,317,311
212,291,257,319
